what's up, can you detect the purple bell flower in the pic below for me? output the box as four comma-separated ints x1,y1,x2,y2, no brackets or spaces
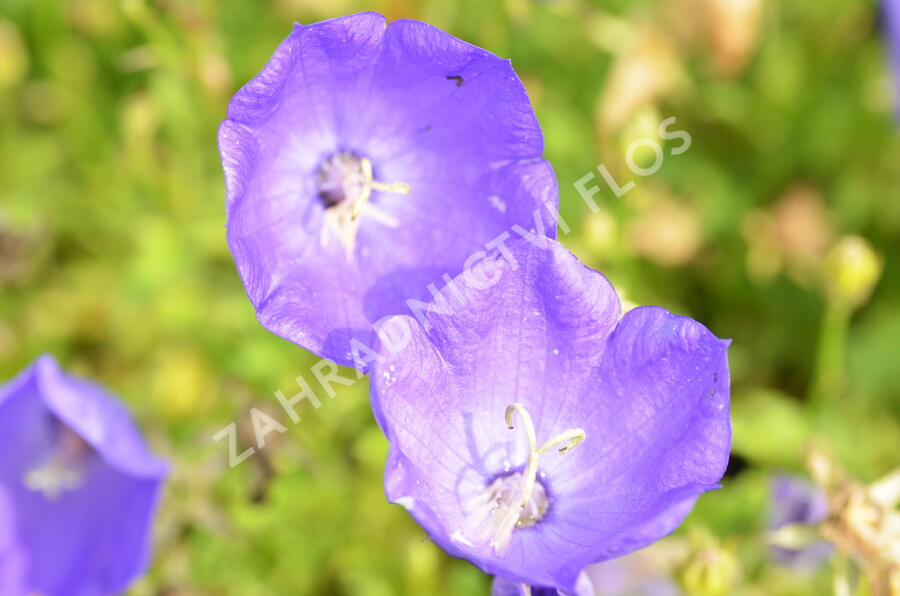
493,552,684,596
492,540,686,596
370,238,731,592
219,12,558,368
580,558,683,596
0,355,168,596
886,0,900,116
769,474,833,571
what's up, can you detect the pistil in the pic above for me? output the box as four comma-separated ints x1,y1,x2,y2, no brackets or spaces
455,403,586,555
505,403,586,515
350,157,410,220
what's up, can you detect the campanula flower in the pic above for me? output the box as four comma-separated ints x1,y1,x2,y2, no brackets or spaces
371,238,731,591
0,355,168,596
493,546,685,596
886,0,900,116
769,474,832,571
579,539,684,596
219,12,558,367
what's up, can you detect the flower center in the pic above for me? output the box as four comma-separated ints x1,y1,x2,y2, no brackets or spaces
315,152,411,257
23,424,92,500
454,403,586,555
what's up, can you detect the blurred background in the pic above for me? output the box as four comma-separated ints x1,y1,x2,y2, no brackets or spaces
0,0,898,594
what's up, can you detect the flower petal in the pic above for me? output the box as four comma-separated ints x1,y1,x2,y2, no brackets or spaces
547,306,730,564
0,487,27,596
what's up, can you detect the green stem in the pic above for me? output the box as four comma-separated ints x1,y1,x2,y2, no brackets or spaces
810,298,851,407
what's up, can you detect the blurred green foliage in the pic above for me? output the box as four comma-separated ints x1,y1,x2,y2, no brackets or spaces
0,0,897,594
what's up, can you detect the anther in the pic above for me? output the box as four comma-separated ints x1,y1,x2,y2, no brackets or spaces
538,428,586,455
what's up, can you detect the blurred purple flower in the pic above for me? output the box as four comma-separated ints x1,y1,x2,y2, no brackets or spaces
886,0,900,115
580,540,686,596
769,474,833,571
0,355,168,596
492,544,685,596
219,12,557,368
371,238,731,592
492,571,592,595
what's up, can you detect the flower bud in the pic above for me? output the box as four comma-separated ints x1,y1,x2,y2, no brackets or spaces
0,19,28,89
681,542,739,596
824,236,883,310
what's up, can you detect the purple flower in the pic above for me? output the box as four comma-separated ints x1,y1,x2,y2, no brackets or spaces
886,0,900,116
769,474,832,571
0,356,168,596
580,545,684,596
219,12,557,367
370,238,731,591
492,545,685,596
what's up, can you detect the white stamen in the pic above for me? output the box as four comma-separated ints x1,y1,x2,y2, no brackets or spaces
364,205,400,228
23,463,82,500
316,153,410,258
23,426,91,500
